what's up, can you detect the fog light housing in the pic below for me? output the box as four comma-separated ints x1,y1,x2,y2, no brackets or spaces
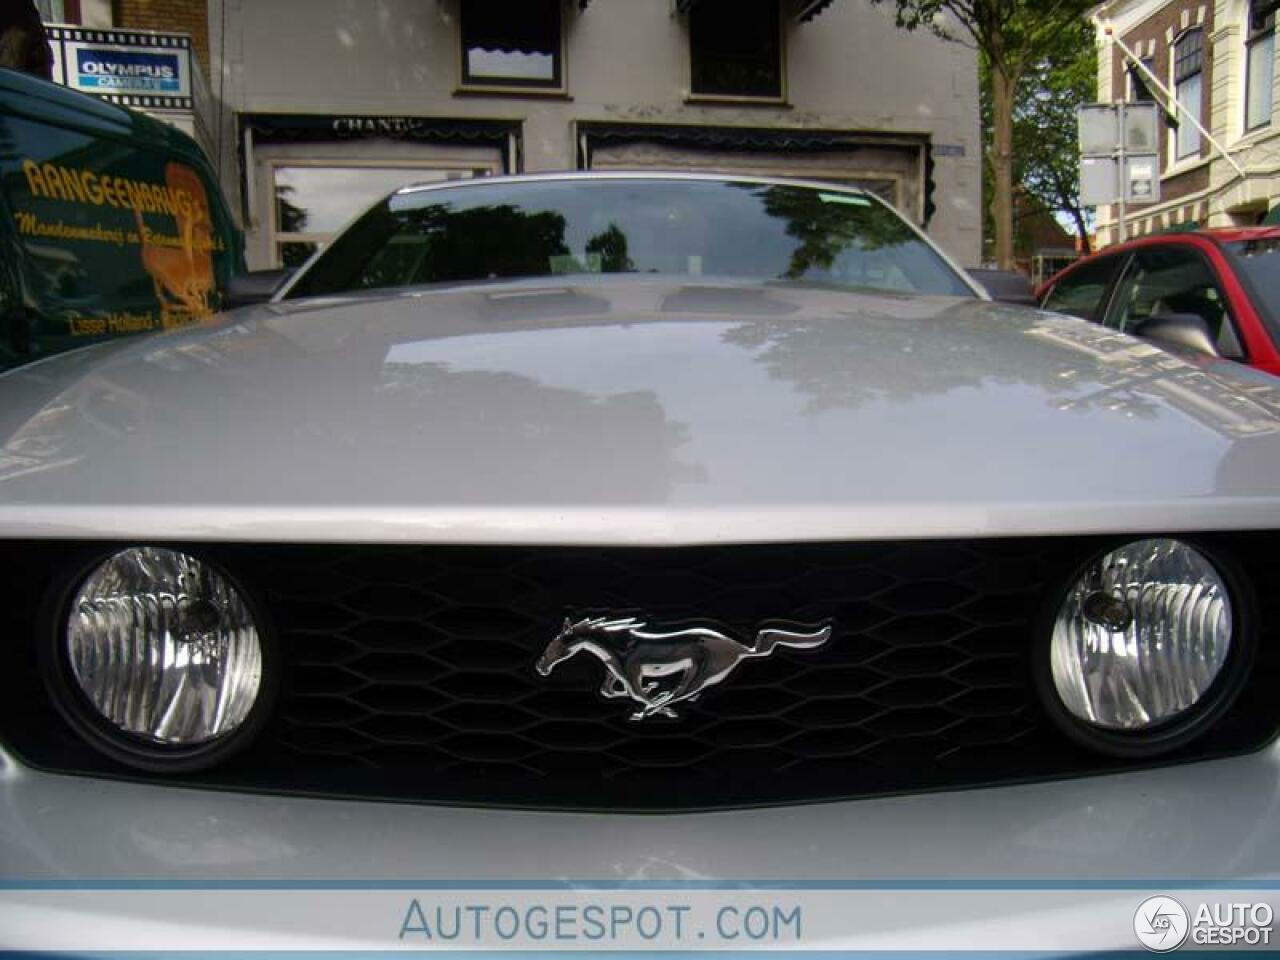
1045,538,1247,756
51,546,267,770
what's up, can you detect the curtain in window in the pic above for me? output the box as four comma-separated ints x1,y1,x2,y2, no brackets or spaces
1173,29,1204,159
1247,1,1276,130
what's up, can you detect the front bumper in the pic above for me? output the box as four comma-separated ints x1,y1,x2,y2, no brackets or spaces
3,740,1280,951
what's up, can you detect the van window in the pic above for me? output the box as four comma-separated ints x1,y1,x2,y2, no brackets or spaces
0,114,237,370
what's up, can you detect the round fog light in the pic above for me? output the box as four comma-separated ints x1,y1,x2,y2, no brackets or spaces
1048,538,1238,749
59,546,264,765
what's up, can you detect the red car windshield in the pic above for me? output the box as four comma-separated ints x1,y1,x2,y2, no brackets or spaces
1224,238,1280,339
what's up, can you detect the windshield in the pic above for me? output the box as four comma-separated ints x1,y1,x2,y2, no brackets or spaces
1225,238,1280,337
283,178,975,300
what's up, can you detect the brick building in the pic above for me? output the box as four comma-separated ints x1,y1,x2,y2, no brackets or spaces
35,0,215,157
112,0,209,70
1092,0,1278,243
35,0,209,67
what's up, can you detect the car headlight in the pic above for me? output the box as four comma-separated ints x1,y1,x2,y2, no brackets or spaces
52,546,267,770
1045,538,1246,755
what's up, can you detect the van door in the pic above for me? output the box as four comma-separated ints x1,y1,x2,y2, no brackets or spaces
0,111,237,371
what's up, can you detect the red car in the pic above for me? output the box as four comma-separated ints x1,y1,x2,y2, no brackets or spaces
1036,227,1280,376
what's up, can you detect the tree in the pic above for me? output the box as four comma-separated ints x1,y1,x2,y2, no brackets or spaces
872,0,1096,269
1008,16,1097,253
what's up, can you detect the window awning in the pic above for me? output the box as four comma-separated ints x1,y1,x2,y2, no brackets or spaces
244,113,519,152
674,0,838,22
576,121,937,225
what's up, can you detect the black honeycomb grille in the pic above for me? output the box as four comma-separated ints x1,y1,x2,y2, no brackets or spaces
2,535,1278,810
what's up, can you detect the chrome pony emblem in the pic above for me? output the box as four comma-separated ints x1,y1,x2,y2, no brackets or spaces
534,616,833,721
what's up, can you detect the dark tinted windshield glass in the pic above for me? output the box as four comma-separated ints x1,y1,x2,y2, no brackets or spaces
1225,238,1280,335
284,179,974,299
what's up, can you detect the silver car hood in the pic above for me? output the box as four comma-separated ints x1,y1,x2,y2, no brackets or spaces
3,278,1280,544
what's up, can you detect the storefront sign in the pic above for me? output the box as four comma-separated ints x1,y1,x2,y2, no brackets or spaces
45,26,194,107
72,47,183,94
246,113,519,147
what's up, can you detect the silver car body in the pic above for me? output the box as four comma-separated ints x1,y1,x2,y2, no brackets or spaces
3,280,1280,544
4,173,1280,950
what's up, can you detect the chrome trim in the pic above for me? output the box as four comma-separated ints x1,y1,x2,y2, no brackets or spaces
535,615,833,721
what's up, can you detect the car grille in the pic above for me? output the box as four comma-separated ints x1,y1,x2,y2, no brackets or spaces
2,535,1279,810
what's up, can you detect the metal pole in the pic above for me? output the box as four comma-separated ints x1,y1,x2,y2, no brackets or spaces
1116,103,1127,244
1116,101,1126,241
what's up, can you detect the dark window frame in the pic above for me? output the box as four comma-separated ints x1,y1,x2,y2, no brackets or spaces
688,0,786,102
1174,27,1205,83
1247,0,1276,131
1172,27,1206,161
1128,58,1157,102
459,0,565,92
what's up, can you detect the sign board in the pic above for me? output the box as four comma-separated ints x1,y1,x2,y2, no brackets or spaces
1079,104,1121,156
1079,103,1161,157
1122,104,1161,153
1080,155,1118,207
1078,153,1162,207
1078,102,1163,207
45,25,194,109
1126,156,1159,203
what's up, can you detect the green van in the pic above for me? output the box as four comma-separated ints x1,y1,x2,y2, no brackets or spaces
0,68,243,372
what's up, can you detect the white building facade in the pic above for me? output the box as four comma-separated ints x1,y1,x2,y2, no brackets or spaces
206,0,982,270
1092,0,1279,245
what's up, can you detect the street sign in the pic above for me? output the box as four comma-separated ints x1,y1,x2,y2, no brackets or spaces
1079,104,1120,156
1079,103,1160,157
1078,102,1162,216
1122,105,1160,153
1126,156,1159,203
1080,156,1116,207
1078,153,1162,207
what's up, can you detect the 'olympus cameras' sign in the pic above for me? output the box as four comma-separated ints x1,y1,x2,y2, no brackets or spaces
46,26,194,106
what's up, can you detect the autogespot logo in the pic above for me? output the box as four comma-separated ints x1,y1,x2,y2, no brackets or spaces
1134,896,1191,952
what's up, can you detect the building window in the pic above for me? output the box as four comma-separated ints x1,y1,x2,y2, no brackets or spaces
689,0,783,100
1173,28,1204,160
1247,0,1276,131
460,0,562,90
1128,58,1157,101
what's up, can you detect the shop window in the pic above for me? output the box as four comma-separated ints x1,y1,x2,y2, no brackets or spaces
1172,28,1204,160
689,0,783,100
271,166,489,268
460,0,563,90
1247,0,1276,131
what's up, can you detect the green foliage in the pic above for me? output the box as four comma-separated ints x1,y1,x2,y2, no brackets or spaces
979,16,1096,253
870,0,1096,79
751,185,918,278
1011,17,1097,249
872,0,1097,265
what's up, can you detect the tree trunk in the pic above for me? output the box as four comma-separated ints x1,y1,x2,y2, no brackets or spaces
991,65,1016,270
1068,206,1092,255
